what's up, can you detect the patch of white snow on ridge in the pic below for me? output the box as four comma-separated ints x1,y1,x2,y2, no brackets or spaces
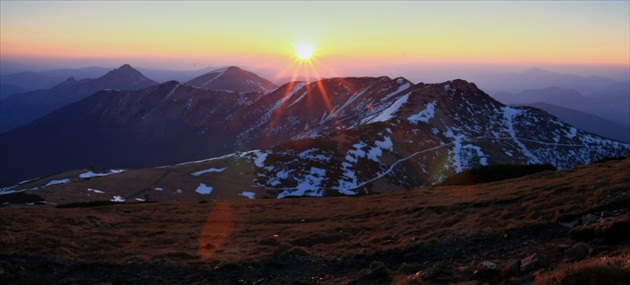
381,82,411,102
286,83,308,107
79,169,125,179
154,187,163,191
299,149,331,162
200,67,227,87
370,93,409,123
110,196,125,202
239,191,256,199
278,167,326,198
375,136,394,151
443,128,467,173
566,127,578,139
408,101,437,124
252,150,268,167
45,179,71,187
172,153,235,167
161,83,180,101
367,136,393,162
327,86,370,120
87,188,105,194
502,106,541,163
191,167,227,176
195,183,213,195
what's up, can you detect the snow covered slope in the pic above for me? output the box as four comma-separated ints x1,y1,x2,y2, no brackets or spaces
4,78,628,201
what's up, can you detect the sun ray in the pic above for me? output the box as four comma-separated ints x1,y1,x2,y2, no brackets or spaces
307,62,337,126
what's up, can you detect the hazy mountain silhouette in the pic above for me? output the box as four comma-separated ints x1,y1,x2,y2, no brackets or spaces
137,66,218,83
493,86,629,127
519,102,629,142
0,64,158,133
477,67,622,94
0,66,112,91
0,84,27,101
185,66,277,92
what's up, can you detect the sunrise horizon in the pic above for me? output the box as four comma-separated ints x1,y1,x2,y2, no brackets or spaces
2,1,629,82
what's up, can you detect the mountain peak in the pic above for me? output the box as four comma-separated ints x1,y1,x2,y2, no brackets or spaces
53,77,79,89
185,66,277,93
97,64,157,88
521,67,554,76
225,66,242,71
106,64,140,76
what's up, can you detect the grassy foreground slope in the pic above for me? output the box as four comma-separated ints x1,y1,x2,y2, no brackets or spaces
1,158,629,284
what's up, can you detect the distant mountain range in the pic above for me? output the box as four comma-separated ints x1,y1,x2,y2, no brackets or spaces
0,84,27,101
0,64,158,133
0,66,113,91
476,67,628,95
1,67,628,191
493,86,629,129
518,102,629,143
0,65,220,97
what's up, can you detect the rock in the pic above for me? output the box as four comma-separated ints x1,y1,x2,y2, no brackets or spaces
564,242,590,261
582,214,598,225
473,261,500,283
358,261,390,283
520,253,547,273
422,264,457,284
501,259,521,278
559,220,578,228
557,243,571,250
480,261,497,271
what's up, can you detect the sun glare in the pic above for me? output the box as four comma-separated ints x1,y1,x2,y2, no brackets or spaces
295,44,315,61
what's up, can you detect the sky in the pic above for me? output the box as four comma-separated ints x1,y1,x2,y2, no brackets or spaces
1,1,629,82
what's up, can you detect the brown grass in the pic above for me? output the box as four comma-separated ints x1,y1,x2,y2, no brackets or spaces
535,249,630,285
0,158,629,282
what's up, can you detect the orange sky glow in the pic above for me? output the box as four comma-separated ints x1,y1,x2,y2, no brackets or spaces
1,1,628,80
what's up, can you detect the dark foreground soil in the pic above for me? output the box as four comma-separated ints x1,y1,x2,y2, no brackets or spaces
1,159,629,284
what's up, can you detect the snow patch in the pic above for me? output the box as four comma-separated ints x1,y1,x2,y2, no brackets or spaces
369,93,409,123
381,82,411,102
408,101,437,124
195,183,213,195
110,196,125,202
79,169,125,179
154,187,163,191
252,150,268,167
45,179,70,187
502,106,541,163
239,191,256,199
87,188,105,194
278,167,326,198
191,167,227,176
200,67,227,87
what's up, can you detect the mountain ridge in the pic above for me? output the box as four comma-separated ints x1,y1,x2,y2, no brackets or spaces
185,66,277,93
0,64,158,133
2,76,628,198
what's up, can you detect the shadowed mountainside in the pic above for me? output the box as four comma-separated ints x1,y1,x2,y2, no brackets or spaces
0,64,158,133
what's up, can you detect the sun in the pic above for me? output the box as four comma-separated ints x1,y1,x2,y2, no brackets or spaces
294,44,315,61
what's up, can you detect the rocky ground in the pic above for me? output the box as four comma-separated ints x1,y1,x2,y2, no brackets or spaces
1,158,629,284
